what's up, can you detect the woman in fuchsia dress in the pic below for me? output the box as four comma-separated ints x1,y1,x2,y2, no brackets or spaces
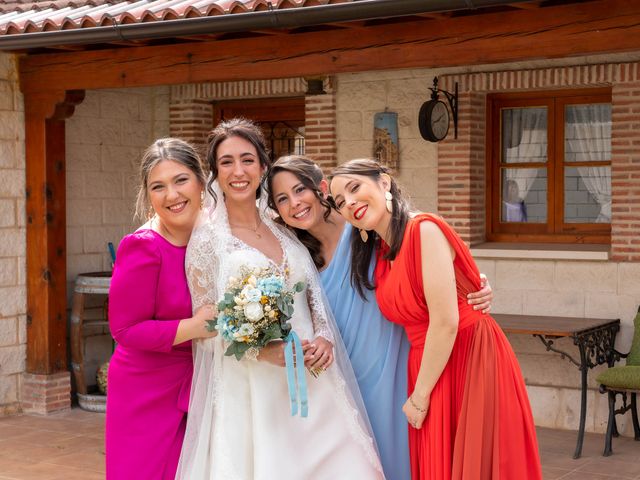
106,138,216,479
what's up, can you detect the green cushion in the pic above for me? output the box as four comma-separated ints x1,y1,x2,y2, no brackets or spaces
597,366,640,390
627,308,640,366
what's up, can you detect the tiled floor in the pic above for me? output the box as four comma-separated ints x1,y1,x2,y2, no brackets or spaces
0,408,639,479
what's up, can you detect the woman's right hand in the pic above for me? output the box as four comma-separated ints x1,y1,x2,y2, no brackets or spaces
189,305,219,340
257,339,312,367
173,304,218,345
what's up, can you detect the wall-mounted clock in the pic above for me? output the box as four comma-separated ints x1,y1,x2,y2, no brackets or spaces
418,99,450,142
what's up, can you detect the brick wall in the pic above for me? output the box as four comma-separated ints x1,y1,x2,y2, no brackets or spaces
0,52,25,416
438,92,485,243
304,79,337,170
611,81,640,261
21,372,70,415
440,63,640,259
169,77,337,169
169,99,211,156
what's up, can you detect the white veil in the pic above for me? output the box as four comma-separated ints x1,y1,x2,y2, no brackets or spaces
176,180,383,478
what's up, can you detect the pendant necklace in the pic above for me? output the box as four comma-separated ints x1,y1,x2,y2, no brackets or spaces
230,217,262,239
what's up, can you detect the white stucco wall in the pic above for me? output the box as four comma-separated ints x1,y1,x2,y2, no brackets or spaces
65,86,170,388
0,52,25,415
335,62,639,436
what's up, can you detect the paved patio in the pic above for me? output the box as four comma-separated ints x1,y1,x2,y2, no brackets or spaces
0,408,639,479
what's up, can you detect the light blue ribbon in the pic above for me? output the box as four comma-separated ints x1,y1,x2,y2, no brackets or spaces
284,331,308,418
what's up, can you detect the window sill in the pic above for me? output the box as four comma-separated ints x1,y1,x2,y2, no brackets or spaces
470,243,610,261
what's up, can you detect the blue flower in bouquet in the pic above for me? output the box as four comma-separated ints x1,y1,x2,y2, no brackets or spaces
257,275,284,297
217,314,238,342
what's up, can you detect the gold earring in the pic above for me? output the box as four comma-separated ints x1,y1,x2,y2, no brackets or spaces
147,206,155,220
359,229,369,243
200,190,205,209
385,191,393,213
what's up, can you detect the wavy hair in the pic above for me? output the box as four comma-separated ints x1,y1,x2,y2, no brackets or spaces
329,159,410,298
266,155,336,269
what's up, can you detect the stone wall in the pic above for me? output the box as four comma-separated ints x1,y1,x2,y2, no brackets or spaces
336,71,438,212
0,52,25,416
334,62,639,436
65,86,170,388
475,255,639,435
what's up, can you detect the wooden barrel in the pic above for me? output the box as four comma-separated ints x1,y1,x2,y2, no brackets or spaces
73,271,112,295
71,271,112,401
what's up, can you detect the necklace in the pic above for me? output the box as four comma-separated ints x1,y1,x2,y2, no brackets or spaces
229,217,263,239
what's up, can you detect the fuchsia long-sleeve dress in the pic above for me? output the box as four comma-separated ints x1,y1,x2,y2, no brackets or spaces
106,229,193,480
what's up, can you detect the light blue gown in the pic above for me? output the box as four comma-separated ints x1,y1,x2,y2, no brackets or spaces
320,224,411,480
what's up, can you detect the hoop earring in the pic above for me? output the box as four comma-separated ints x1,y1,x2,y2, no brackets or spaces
359,229,369,243
385,191,393,214
147,206,155,220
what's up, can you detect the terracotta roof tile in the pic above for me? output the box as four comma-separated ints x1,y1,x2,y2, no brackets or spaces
0,0,349,36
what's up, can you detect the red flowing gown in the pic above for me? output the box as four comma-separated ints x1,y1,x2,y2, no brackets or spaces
374,214,542,480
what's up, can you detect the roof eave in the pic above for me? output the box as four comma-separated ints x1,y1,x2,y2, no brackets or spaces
0,0,536,51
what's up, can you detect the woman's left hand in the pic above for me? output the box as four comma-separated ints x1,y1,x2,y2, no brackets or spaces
467,273,493,314
304,336,334,371
403,393,430,430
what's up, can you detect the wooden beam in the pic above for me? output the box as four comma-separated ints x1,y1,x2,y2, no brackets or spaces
510,1,542,9
414,12,453,20
25,90,84,374
19,0,640,92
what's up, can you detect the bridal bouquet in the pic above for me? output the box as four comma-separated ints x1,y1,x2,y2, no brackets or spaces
209,265,305,360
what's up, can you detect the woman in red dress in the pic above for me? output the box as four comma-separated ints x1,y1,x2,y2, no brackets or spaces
330,159,542,480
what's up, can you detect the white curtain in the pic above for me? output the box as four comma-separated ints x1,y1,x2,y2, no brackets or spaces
565,104,612,223
502,108,548,221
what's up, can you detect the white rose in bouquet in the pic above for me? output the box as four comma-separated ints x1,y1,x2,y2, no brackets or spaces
244,302,264,322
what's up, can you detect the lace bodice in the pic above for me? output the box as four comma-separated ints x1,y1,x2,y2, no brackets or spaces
185,200,333,347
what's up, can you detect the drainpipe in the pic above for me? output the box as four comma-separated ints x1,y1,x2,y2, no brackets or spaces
0,0,535,51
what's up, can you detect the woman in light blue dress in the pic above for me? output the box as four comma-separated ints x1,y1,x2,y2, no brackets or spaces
266,156,493,480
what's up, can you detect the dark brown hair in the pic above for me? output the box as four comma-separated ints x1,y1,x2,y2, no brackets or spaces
266,155,335,269
330,159,410,298
205,117,271,205
135,138,206,221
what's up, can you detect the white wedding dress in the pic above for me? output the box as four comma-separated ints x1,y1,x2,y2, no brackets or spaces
176,182,384,480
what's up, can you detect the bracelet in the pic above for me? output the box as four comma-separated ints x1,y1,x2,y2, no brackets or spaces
409,394,427,413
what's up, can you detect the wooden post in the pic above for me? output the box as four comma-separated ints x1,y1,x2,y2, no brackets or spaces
24,90,84,376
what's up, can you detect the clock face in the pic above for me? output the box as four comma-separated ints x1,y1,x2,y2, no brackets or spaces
418,99,451,142
430,101,449,140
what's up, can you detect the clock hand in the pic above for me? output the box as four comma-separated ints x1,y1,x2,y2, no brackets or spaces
433,113,445,123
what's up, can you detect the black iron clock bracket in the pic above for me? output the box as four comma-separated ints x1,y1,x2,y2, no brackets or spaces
429,76,458,139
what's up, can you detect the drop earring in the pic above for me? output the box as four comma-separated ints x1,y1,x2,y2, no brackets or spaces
359,228,369,243
385,191,393,213
200,190,205,209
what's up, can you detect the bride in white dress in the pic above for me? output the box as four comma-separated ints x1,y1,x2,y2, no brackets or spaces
176,119,384,480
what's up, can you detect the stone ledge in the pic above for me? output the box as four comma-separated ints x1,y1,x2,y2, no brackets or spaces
471,243,610,261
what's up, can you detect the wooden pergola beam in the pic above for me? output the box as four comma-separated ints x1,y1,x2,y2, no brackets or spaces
19,0,640,93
